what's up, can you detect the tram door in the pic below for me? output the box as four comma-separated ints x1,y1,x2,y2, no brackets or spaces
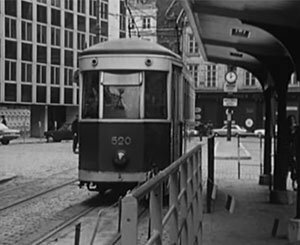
171,66,182,161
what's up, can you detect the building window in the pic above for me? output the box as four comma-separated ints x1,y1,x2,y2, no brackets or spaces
22,43,32,61
100,1,108,19
22,21,32,41
188,64,199,87
22,1,32,20
51,9,61,26
5,83,17,102
5,40,17,59
89,35,98,46
65,0,73,10
37,64,46,84
206,65,216,87
5,0,17,17
78,15,86,32
51,48,60,65
5,60,16,81
90,0,97,16
77,32,86,50
78,0,85,13
90,18,97,35
142,17,151,29
37,0,47,4
51,0,60,7
64,68,73,86
51,27,60,46
21,63,32,83
188,34,198,54
21,84,32,102
5,18,16,38
37,5,47,23
37,24,47,43
37,46,47,63
65,30,73,48
65,50,73,67
245,71,256,86
65,12,73,29
120,0,126,33
100,21,108,37
51,66,60,85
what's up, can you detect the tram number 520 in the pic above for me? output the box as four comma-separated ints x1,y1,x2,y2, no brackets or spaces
111,136,132,146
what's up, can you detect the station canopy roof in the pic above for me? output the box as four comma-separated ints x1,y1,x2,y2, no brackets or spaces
178,0,300,90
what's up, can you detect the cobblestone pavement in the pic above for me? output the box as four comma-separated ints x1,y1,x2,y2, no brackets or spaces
0,141,99,245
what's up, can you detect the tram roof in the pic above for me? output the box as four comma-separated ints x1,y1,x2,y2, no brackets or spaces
80,38,181,59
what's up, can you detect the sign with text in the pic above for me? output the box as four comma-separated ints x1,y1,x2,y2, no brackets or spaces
223,98,238,107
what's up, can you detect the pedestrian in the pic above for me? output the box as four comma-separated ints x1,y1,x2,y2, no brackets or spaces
287,115,297,190
71,115,79,153
1,115,7,125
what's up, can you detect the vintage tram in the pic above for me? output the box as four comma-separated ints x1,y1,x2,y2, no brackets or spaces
78,38,195,192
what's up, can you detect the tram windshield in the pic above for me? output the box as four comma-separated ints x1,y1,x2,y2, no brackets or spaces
103,72,141,119
144,71,167,119
82,71,99,119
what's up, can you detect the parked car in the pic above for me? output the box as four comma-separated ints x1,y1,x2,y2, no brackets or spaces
254,129,265,137
0,123,21,145
44,123,73,142
254,127,278,137
213,124,247,137
186,129,199,137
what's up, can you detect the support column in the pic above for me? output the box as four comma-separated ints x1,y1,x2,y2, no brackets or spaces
270,65,294,204
259,88,273,185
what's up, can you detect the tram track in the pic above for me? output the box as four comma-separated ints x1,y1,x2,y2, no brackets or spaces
0,178,77,212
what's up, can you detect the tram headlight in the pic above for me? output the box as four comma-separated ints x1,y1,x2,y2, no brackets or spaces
113,149,128,167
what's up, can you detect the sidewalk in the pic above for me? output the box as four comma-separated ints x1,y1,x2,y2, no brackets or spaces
203,136,298,245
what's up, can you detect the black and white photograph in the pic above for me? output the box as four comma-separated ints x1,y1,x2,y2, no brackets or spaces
1,0,300,244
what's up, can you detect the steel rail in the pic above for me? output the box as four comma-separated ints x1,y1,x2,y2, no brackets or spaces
0,178,77,212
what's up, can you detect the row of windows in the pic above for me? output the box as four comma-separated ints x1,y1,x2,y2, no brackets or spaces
5,0,98,18
4,83,79,104
5,40,76,66
5,60,75,86
187,64,260,88
5,17,99,48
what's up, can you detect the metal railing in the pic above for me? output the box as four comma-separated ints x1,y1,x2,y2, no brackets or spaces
120,143,204,245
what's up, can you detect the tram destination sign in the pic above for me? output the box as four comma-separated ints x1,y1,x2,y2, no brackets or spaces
223,98,238,107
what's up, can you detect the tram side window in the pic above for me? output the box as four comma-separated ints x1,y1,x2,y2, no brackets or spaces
144,71,168,119
82,71,99,119
103,72,141,119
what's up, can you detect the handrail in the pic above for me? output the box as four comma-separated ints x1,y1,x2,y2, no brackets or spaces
121,142,204,245
131,143,203,199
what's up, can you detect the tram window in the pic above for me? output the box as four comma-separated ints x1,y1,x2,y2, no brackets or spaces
144,71,167,119
82,71,99,119
102,72,141,119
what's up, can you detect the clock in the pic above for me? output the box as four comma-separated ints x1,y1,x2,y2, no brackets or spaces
225,71,237,84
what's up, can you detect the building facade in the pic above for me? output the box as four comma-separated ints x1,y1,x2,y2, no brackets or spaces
182,25,300,131
0,0,125,136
